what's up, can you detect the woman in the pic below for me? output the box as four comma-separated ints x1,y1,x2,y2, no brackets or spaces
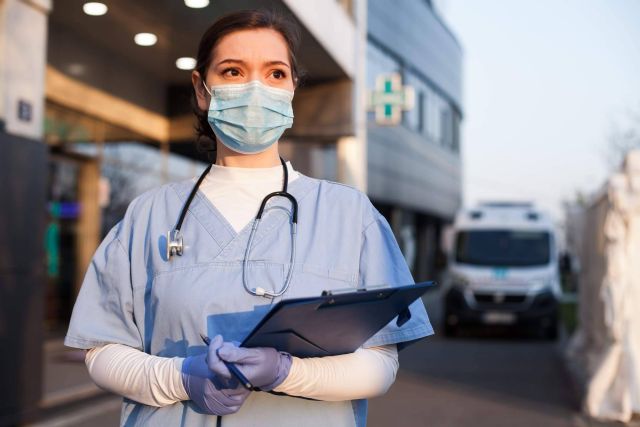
65,9,432,427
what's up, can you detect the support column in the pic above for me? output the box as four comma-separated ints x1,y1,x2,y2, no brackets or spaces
0,0,51,424
337,0,367,191
75,160,101,296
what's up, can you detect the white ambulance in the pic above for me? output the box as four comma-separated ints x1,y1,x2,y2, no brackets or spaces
442,202,561,339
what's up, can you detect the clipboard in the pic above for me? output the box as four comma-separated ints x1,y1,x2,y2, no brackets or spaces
241,281,435,357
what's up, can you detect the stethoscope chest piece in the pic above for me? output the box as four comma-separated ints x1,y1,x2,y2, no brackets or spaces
167,229,184,260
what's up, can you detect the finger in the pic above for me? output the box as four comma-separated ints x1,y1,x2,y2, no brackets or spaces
218,393,250,409
224,376,240,390
218,389,249,406
218,342,239,354
226,405,241,414
212,374,235,390
206,335,224,364
225,384,251,396
207,344,232,378
211,334,224,350
224,389,249,404
218,345,258,363
215,373,244,391
209,360,232,379
206,335,224,365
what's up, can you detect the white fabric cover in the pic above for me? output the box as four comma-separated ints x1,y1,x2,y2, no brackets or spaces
566,150,640,422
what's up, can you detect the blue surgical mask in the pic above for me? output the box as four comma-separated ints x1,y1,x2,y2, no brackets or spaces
203,80,294,154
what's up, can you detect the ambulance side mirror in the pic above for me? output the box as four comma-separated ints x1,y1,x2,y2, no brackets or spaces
438,225,454,270
441,225,454,255
435,249,448,270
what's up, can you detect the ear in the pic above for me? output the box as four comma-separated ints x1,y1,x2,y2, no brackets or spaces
192,71,210,111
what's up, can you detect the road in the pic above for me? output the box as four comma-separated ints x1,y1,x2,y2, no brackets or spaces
368,290,626,427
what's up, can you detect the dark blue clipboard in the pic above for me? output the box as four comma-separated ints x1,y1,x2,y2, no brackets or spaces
241,281,435,357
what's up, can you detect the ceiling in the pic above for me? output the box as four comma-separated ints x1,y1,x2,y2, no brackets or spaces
48,0,347,86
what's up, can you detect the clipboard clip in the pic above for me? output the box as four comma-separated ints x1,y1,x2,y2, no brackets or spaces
320,287,412,326
321,284,390,297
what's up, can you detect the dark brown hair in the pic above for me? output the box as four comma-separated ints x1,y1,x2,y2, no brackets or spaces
191,9,302,160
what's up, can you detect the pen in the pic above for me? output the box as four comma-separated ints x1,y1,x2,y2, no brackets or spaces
200,334,254,390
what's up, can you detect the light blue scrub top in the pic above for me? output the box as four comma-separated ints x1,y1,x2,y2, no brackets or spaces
65,173,433,427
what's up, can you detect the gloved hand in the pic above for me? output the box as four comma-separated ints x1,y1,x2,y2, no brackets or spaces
214,342,292,391
181,335,251,415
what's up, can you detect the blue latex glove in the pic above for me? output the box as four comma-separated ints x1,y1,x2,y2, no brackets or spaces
214,342,292,391
181,335,251,415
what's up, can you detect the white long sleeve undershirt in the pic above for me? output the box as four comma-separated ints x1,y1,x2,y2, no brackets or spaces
86,344,188,406
198,161,299,232
85,162,399,406
274,345,399,401
86,344,398,406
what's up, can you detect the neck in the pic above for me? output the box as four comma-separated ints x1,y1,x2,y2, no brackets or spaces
215,142,281,168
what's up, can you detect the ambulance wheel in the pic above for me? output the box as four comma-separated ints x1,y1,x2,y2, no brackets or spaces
444,323,458,337
443,312,459,337
541,317,558,340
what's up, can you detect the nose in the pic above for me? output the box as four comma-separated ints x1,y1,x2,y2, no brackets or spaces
247,71,269,86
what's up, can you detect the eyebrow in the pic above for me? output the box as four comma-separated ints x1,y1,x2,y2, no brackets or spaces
215,58,291,69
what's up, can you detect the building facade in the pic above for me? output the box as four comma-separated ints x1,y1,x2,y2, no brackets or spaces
366,0,463,281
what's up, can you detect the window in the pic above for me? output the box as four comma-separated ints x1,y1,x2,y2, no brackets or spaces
366,43,400,91
403,71,427,133
455,230,551,267
366,43,462,155
417,92,425,133
452,111,461,153
427,89,441,142
440,106,452,148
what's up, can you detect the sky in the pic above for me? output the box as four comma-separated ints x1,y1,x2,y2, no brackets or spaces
433,0,640,220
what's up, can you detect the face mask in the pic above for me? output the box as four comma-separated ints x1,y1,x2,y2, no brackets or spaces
203,80,294,154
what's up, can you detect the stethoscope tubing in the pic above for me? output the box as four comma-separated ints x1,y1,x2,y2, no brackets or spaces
168,157,298,299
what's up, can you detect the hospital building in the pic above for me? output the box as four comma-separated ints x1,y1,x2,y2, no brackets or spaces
0,0,462,423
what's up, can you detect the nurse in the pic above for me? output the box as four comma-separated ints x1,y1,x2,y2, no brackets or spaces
65,9,433,427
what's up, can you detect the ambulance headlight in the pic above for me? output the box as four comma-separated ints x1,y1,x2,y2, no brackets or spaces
529,279,552,294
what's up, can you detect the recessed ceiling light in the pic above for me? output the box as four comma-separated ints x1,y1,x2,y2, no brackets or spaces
68,63,86,76
83,2,108,16
184,0,210,8
176,57,197,70
134,33,157,47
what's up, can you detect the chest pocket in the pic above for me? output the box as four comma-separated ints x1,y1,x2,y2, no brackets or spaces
145,261,285,354
282,263,358,300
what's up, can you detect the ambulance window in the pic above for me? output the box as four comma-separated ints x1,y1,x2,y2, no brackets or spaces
455,230,551,267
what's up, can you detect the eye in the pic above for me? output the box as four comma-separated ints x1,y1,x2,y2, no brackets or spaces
222,67,241,78
271,69,287,80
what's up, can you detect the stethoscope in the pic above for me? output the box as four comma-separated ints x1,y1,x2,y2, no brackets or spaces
167,157,298,299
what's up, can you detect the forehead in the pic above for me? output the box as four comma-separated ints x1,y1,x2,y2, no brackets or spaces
213,28,290,64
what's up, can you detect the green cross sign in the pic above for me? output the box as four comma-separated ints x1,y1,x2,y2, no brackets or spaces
367,73,415,126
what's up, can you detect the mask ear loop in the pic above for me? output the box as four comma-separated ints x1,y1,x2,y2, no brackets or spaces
202,79,213,97
198,78,216,163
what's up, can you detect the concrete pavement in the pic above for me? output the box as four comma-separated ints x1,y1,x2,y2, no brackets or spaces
368,289,636,427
